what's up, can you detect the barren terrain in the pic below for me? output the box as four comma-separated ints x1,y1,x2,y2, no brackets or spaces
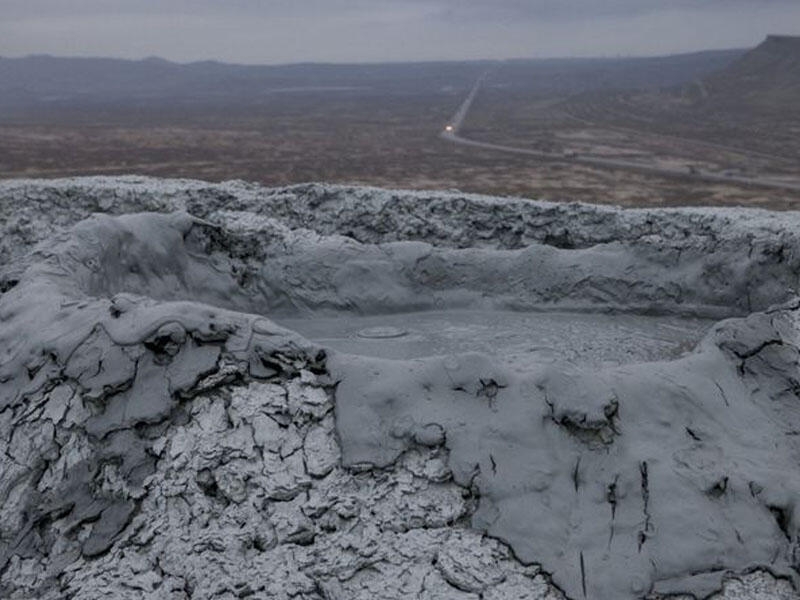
3,47,800,209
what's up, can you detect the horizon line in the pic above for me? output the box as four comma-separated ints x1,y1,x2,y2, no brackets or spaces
0,43,758,69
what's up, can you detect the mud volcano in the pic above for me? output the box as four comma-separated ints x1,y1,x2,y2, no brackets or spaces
1,178,799,599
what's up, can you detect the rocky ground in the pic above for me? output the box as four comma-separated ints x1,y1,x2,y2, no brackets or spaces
1,177,799,599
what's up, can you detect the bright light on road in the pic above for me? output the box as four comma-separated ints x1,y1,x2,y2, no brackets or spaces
445,125,454,132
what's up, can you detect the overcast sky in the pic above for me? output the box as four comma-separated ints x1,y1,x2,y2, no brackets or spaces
2,1,799,64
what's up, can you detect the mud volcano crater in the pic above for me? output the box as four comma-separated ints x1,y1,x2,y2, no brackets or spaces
1,179,800,599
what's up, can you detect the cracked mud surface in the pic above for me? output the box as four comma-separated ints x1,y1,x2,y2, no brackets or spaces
1,177,800,599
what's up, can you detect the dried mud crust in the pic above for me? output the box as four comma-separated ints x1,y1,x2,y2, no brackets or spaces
4,378,790,600
0,177,799,599
1,376,559,600
2,177,800,316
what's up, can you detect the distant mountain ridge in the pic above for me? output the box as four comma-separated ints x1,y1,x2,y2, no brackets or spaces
491,48,745,96
0,49,746,110
702,34,800,111
0,55,490,109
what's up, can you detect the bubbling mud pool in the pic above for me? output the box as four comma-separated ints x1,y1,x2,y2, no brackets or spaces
276,309,714,366
3,180,800,600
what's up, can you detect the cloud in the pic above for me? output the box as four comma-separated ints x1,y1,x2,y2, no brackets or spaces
1,0,799,62
5,0,798,21
427,0,799,22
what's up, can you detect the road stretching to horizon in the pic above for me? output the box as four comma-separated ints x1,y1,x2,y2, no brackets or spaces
441,75,800,193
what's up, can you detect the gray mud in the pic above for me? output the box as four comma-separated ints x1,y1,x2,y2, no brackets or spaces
1,177,799,600
277,309,712,365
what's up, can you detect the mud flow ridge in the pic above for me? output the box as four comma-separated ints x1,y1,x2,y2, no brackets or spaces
1,177,800,600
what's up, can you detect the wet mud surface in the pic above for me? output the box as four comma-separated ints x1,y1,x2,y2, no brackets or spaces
277,309,712,365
